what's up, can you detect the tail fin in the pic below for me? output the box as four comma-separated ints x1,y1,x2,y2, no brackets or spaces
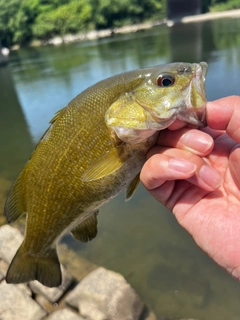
6,243,62,287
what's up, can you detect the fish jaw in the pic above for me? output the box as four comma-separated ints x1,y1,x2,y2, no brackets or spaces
176,62,207,126
109,127,157,144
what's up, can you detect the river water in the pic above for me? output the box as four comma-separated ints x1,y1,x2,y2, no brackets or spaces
1,16,240,319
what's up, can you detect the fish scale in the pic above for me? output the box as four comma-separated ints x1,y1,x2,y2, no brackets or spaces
4,62,207,287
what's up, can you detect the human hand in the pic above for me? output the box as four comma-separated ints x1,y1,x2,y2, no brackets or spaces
140,96,240,280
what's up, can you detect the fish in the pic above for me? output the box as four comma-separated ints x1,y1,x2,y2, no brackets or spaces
4,62,208,287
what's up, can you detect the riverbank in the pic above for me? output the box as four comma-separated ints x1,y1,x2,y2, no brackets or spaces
0,224,200,320
178,7,240,24
30,9,240,48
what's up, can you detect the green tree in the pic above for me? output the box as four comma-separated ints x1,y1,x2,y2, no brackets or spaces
11,0,40,45
210,0,240,11
0,0,21,46
91,0,166,29
201,0,211,13
32,0,92,40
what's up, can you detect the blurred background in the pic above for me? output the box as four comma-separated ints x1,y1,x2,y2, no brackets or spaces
0,1,240,319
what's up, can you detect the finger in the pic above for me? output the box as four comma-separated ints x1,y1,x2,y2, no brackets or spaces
151,180,208,212
167,119,188,130
140,153,197,190
142,147,222,191
207,96,240,143
157,128,214,156
201,126,225,140
229,146,240,193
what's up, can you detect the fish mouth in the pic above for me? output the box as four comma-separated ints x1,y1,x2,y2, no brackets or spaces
200,61,208,81
178,62,208,127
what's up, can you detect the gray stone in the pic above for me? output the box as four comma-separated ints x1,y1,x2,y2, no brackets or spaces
30,265,73,303
58,243,98,282
46,308,84,320
0,259,8,281
140,307,157,320
158,318,199,320
15,283,32,296
66,267,144,320
0,280,47,320
0,225,72,301
0,257,32,296
78,302,106,320
0,225,23,264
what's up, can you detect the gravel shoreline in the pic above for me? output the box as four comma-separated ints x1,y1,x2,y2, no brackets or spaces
0,224,200,320
29,9,240,47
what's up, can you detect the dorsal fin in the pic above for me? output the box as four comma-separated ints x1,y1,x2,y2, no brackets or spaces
39,107,68,143
4,172,25,223
50,107,67,124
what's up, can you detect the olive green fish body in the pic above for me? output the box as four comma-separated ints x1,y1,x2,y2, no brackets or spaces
5,62,208,287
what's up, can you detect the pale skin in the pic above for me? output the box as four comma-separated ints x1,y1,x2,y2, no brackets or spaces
140,96,240,280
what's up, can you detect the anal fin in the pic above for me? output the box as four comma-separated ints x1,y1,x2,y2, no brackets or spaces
71,210,99,243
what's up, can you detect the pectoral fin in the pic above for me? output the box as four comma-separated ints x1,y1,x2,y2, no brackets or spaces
82,146,126,182
71,210,99,243
126,173,140,201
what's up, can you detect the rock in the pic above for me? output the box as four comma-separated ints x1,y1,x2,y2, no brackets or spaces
0,178,12,226
30,265,73,303
48,37,63,45
58,243,98,282
158,318,199,320
46,308,84,320
66,267,144,320
0,259,8,281
0,225,72,301
140,307,158,320
0,280,47,320
0,258,32,296
0,225,23,264
78,302,106,320
15,283,32,296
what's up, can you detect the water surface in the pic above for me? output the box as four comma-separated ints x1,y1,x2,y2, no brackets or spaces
1,17,240,319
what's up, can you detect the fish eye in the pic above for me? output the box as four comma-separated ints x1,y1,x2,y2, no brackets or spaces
157,74,175,87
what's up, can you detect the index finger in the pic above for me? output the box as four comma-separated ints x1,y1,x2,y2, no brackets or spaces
206,96,240,143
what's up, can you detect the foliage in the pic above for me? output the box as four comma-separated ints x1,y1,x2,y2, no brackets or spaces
91,0,166,29
210,0,240,11
0,0,238,47
32,0,92,39
0,0,166,47
201,0,211,13
0,0,21,46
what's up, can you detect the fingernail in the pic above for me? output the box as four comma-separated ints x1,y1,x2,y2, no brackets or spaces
181,131,212,153
169,158,197,173
199,165,222,189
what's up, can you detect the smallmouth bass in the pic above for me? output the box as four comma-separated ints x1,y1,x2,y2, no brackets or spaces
4,62,208,287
